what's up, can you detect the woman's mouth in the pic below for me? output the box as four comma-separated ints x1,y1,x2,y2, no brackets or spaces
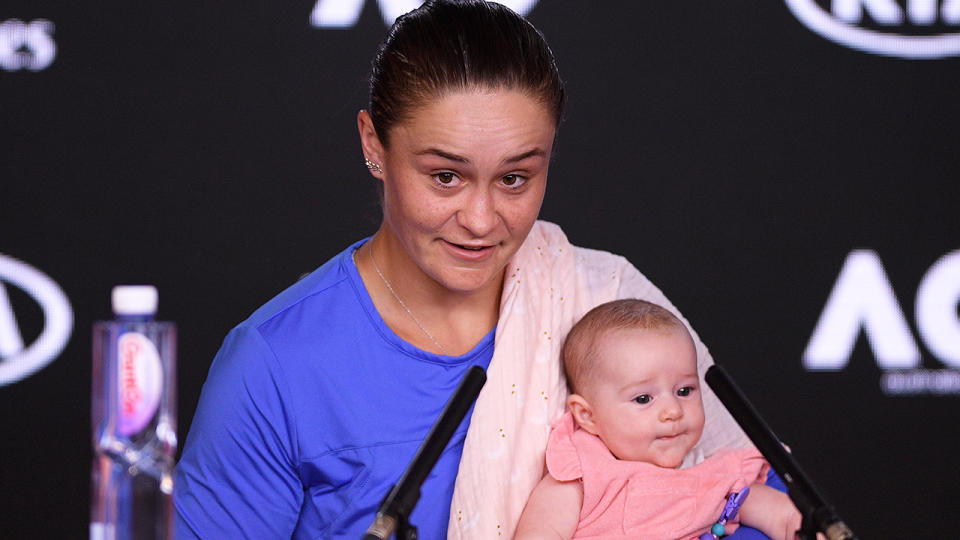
444,240,496,261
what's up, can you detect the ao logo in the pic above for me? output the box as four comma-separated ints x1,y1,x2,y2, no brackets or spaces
0,19,56,72
311,0,538,27
803,250,960,371
0,254,73,386
786,0,960,58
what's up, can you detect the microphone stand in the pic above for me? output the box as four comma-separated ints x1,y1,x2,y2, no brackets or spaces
362,365,487,540
705,365,858,540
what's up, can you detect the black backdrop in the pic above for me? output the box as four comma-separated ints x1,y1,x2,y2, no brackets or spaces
3,1,959,537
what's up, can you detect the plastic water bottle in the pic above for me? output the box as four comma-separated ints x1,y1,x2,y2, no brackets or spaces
91,285,177,540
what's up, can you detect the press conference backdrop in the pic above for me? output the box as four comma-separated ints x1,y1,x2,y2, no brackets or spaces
2,0,958,536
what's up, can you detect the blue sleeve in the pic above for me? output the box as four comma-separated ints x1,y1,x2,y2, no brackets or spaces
725,469,787,540
173,325,303,539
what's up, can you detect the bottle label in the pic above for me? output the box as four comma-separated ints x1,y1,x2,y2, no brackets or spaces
117,332,163,436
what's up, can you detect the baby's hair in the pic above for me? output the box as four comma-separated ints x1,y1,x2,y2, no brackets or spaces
562,299,687,394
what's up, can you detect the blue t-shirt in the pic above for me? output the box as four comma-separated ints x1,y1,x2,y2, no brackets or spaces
174,239,495,539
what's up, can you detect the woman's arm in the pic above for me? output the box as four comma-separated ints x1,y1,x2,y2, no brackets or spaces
174,325,303,538
738,483,826,540
513,474,583,540
738,483,800,540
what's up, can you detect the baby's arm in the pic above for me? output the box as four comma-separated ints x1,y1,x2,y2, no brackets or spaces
738,483,826,540
513,473,583,540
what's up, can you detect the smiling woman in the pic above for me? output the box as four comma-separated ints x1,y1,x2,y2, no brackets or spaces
356,89,555,354
172,1,753,539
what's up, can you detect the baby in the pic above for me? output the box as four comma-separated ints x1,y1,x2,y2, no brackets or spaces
515,299,809,540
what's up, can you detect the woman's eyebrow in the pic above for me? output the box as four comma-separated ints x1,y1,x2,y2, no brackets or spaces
412,147,547,165
502,148,546,164
414,147,469,163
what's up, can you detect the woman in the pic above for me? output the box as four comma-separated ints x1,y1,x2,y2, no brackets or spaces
174,1,759,538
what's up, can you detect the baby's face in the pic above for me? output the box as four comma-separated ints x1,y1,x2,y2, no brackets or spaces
579,326,704,468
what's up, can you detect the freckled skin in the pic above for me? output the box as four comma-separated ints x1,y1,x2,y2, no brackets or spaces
365,89,556,299
356,88,557,353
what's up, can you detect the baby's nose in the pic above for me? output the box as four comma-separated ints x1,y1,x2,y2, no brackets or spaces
658,397,683,422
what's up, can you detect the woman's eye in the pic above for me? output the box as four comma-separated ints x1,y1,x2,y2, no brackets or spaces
677,386,694,397
501,174,526,188
436,172,456,184
432,172,461,188
633,395,651,405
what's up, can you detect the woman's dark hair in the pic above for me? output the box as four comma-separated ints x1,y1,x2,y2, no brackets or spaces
369,0,565,147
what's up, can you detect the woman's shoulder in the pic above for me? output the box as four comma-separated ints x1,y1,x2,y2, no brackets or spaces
517,221,667,318
240,240,365,331
531,220,633,266
203,240,371,381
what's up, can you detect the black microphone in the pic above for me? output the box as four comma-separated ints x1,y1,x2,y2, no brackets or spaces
362,365,487,540
705,365,857,540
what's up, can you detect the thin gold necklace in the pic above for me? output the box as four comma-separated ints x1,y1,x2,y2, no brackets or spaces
355,244,450,356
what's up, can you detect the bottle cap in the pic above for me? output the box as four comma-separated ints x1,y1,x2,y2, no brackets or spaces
111,285,159,316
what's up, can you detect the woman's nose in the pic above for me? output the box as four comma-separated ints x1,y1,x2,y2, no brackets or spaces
457,187,498,236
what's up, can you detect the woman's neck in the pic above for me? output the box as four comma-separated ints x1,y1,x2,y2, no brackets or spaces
356,228,503,356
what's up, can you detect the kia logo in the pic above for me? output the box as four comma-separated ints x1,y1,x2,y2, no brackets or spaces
786,0,960,59
0,254,73,386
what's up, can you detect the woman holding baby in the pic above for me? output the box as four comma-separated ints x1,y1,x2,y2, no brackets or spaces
174,1,795,538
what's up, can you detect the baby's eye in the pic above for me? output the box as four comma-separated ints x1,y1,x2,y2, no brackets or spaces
677,386,694,397
633,394,651,405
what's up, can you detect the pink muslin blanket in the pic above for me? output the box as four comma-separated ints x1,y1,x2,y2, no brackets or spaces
448,221,749,539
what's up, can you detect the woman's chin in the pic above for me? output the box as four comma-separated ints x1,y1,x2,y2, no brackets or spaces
432,266,506,295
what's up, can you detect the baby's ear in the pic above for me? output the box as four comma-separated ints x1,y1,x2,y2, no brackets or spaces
568,394,599,436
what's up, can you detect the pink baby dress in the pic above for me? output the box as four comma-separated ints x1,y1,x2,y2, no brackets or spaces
546,411,769,540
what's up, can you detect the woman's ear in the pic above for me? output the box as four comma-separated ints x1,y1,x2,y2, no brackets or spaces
568,394,599,436
357,110,385,178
